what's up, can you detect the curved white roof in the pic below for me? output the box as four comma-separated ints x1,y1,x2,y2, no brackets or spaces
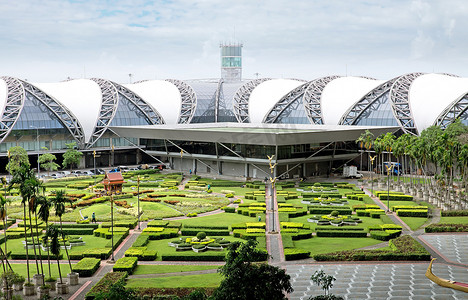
321,77,384,125
34,79,101,143
0,79,8,118
249,79,305,123
410,74,468,133
125,80,180,125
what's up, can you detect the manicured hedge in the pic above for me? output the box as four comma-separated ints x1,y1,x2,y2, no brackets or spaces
425,223,468,233
315,226,365,231
132,235,149,247
58,223,99,229
141,229,179,240
113,257,138,274
11,252,62,260
391,206,428,212
85,272,128,300
60,228,95,235
370,230,402,241
378,194,413,201
441,210,468,216
82,248,112,260
72,257,101,277
309,206,352,215
284,248,311,260
182,225,229,230
223,207,236,213
101,220,137,229
180,229,230,236
316,230,367,238
124,247,157,261
396,209,428,217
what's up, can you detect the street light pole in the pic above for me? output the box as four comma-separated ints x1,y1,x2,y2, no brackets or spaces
30,126,40,176
137,176,141,230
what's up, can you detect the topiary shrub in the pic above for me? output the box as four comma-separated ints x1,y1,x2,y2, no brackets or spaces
197,232,207,240
330,210,339,217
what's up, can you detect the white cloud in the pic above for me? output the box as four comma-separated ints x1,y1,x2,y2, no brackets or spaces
1,0,468,82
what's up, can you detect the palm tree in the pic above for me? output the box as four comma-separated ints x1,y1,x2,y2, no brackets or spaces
50,190,73,272
8,163,37,283
46,225,63,284
38,196,53,279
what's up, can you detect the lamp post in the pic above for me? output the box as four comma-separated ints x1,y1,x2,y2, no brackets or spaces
30,125,43,176
110,191,114,261
370,155,376,196
137,175,141,230
267,155,277,233
93,150,96,191
385,164,394,213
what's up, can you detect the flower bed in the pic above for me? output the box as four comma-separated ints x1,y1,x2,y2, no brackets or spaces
425,223,468,232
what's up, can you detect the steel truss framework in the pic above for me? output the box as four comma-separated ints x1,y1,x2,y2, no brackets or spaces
232,78,271,123
214,79,223,121
165,79,197,124
111,81,165,125
389,73,424,135
339,78,397,126
88,78,119,148
22,81,86,147
0,76,25,143
435,92,468,129
263,82,310,123
304,76,341,124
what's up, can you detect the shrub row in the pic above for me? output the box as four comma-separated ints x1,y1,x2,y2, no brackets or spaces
441,210,468,216
223,207,236,213
180,229,230,236
378,194,413,201
182,225,229,230
161,253,227,261
132,235,149,247
72,257,101,277
302,193,342,199
370,230,402,241
58,223,99,229
101,220,137,229
425,223,468,233
391,205,428,212
284,248,311,260
112,257,138,274
61,228,95,235
396,210,428,217
316,230,367,238
124,247,157,261
309,206,352,215
315,226,365,231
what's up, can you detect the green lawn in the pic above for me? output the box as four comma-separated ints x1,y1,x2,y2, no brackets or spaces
293,237,383,256
133,265,219,275
439,216,468,224
0,263,75,279
126,273,222,288
179,213,256,228
211,186,256,197
399,217,429,231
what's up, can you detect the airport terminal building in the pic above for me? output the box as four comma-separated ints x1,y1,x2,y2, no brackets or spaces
2,45,468,177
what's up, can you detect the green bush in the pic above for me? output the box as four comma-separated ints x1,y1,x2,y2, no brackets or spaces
132,235,149,247
425,223,468,233
60,228,95,235
83,248,112,260
378,194,413,201
124,247,157,261
147,220,169,227
309,206,352,215
223,207,236,213
196,232,207,240
284,248,311,260
183,225,229,230
316,231,367,238
396,210,428,217
315,227,365,231
161,253,227,261
72,258,101,277
101,220,137,229
180,229,230,236
113,257,138,274
441,210,468,216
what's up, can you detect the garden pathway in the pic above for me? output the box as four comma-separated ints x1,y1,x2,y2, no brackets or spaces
265,183,285,264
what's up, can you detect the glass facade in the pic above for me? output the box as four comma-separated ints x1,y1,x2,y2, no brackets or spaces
221,46,242,57
222,57,241,68
110,94,152,126
353,92,399,126
270,96,310,124
189,81,241,123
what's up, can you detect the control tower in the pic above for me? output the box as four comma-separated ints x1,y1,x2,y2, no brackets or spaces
220,43,243,82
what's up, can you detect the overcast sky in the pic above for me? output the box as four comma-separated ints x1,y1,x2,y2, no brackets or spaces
1,0,468,83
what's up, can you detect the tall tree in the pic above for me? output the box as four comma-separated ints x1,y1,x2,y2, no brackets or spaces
6,146,30,175
50,190,73,272
0,195,12,272
62,142,83,171
46,225,63,284
212,240,293,300
38,148,60,175
8,163,37,283
38,196,53,279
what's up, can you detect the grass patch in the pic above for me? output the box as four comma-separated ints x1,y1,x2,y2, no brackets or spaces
293,237,383,256
399,217,428,231
133,265,218,275
126,273,222,288
0,263,74,279
439,216,468,224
